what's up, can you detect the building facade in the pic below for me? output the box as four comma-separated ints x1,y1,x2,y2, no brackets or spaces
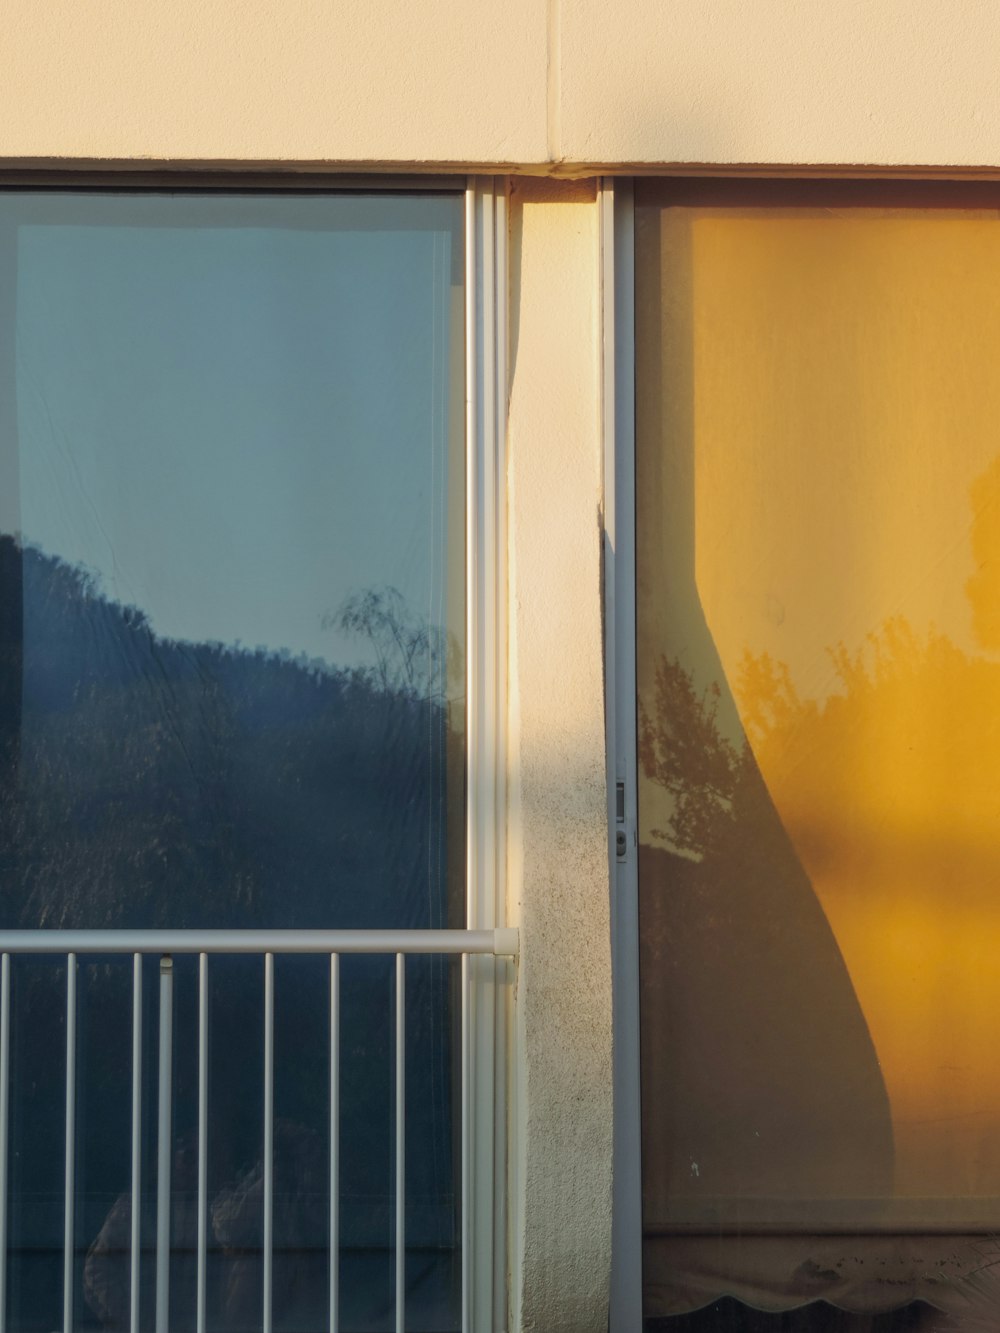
3,3,1000,1331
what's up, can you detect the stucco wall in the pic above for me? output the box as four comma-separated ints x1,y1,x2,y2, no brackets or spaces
558,0,1000,168
0,0,549,165
3,0,1000,169
506,178,612,1332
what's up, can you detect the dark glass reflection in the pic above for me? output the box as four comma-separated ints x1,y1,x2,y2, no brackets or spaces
0,192,465,1330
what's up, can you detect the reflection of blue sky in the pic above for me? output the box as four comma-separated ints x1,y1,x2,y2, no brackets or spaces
0,193,462,670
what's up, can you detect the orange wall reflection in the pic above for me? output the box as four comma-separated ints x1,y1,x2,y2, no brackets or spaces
638,201,1000,1217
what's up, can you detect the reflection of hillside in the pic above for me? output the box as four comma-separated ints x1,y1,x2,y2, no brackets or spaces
0,534,463,1331
0,533,461,931
638,653,893,1217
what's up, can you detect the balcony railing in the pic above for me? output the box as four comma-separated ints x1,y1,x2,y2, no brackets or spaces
0,927,518,1333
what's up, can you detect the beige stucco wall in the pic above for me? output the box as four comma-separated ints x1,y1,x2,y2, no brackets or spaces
4,0,1000,169
558,0,1000,169
505,178,612,1333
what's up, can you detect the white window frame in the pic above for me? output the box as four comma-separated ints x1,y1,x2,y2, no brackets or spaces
464,174,511,1333
602,177,644,1333
0,170,511,1333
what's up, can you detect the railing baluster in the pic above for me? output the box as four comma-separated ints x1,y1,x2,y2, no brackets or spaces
155,956,173,1333
63,954,77,1333
329,953,340,1333
263,952,274,1333
395,953,405,1333
0,929,513,1333
0,954,10,1333
461,951,471,1333
197,953,208,1333
130,955,142,1333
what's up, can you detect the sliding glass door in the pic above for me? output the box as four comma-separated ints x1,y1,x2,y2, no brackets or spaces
0,188,466,1332
630,180,1000,1331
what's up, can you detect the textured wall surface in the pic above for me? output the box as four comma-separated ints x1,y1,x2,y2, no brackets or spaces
506,177,612,1332
559,0,1000,167
0,0,548,164
4,0,1000,168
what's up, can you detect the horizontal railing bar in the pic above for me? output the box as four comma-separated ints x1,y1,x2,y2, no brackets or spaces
0,928,518,957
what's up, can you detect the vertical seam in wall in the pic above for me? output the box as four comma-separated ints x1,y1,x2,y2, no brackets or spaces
546,0,562,164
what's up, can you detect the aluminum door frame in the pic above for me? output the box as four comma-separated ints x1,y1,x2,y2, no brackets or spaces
602,177,644,1333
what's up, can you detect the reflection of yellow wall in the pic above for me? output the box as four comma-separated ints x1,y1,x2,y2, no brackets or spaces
645,204,1000,1204
741,626,1000,1200
688,210,1000,686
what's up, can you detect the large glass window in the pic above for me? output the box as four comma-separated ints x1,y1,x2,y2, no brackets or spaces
0,189,466,1331
635,180,1000,1330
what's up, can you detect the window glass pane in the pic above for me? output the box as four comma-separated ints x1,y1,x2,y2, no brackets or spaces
635,182,1000,1326
0,191,466,934
0,190,465,1331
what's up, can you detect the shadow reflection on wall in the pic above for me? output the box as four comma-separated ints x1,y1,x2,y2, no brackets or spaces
638,651,894,1219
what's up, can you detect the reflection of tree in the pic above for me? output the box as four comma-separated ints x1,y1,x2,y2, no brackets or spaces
638,650,893,1211
639,453,1000,1326
329,584,460,700
639,658,753,857
736,616,995,895
638,442,1000,1304
729,452,1000,900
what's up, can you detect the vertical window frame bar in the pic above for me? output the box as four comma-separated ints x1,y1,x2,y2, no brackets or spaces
603,178,644,1333
464,176,509,1333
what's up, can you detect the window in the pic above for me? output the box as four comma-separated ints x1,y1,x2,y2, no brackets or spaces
612,178,1000,1331
0,181,506,1333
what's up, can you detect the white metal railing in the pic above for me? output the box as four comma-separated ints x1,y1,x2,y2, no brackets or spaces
0,927,518,1333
